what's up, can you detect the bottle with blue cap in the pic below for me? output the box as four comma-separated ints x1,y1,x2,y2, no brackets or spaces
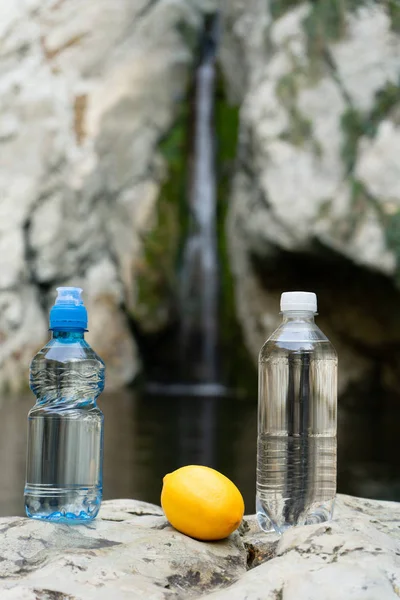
24,287,105,523
256,291,337,534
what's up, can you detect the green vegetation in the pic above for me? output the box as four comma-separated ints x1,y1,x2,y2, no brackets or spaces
319,183,370,244
269,0,303,19
341,81,400,172
215,71,257,395
135,68,257,392
387,0,400,33
270,0,367,38
133,107,189,332
339,78,400,275
132,10,205,331
347,179,369,239
279,115,313,146
176,20,200,54
303,0,367,42
269,1,400,289
304,0,349,48
276,73,315,148
318,198,333,220
344,178,400,287
340,108,366,173
272,3,400,156
275,73,297,105
385,211,400,284
301,0,366,77
371,82,400,125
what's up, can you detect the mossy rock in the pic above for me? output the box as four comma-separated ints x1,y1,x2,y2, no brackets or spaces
341,82,400,173
132,107,189,334
215,70,257,395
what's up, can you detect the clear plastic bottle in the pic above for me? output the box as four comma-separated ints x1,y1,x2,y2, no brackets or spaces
24,287,105,523
256,292,337,534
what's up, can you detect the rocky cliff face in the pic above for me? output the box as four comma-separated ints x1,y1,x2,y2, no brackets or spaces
3,0,400,395
0,0,214,391
220,1,400,397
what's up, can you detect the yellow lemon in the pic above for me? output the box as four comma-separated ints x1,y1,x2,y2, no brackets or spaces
161,465,245,541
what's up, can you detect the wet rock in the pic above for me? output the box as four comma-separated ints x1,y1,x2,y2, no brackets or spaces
0,495,399,599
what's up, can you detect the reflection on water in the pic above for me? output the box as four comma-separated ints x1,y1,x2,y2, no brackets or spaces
102,391,256,510
0,391,399,516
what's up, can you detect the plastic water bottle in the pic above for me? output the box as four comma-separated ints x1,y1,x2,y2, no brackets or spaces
24,287,105,523
256,292,337,534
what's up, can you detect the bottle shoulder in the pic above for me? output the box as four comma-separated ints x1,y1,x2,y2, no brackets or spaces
31,339,105,368
259,322,337,361
30,338,105,402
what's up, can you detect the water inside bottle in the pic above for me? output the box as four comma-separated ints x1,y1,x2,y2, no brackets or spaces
257,433,336,532
25,408,103,523
25,328,105,523
257,335,337,534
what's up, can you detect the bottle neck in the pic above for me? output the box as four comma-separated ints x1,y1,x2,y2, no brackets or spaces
282,311,316,324
52,330,85,340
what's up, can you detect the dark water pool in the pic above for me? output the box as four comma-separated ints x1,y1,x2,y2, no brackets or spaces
0,391,399,516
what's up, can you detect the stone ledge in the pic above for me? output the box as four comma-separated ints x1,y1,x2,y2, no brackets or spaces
0,495,399,599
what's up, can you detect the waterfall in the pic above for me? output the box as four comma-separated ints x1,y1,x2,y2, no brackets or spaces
179,16,220,386
146,16,226,396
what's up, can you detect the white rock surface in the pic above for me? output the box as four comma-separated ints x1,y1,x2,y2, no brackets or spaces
356,121,400,203
331,6,400,112
220,1,400,392
0,498,246,600
211,495,400,599
0,0,211,390
221,1,400,274
0,495,399,599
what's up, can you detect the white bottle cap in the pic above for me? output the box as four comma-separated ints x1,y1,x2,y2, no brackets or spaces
280,291,317,313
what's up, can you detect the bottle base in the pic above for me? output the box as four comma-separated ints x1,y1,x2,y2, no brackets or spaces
256,495,335,535
24,484,102,524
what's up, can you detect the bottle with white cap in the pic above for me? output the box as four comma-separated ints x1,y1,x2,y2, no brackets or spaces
257,291,337,534
24,287,105,523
